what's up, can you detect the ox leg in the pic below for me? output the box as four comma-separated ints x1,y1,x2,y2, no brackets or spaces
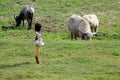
94,26,98,36
91,27,94,33
74,35,77,40
81,35,85,40
71,32,73,40
22,19,24,26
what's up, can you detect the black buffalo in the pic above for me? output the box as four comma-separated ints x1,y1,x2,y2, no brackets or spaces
14,6,34,30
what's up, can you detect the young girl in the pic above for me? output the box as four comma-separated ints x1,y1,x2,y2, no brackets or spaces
35,23,44,64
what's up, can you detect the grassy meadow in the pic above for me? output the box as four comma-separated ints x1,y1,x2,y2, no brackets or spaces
0,0,120,80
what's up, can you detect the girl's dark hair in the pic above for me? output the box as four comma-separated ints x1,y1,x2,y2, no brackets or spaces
35,23,42,31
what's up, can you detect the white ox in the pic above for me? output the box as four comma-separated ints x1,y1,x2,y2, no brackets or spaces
67,15,96,40
82,14,99,35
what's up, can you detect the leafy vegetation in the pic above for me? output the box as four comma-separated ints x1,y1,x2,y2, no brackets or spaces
0,0,120,80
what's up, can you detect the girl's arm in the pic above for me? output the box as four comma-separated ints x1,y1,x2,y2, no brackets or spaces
35,32,38,40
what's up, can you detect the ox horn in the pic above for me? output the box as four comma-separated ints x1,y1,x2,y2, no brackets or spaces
78,27,88,35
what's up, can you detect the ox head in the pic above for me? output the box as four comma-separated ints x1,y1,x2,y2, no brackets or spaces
84,32,93,40
14,14,21,26
78,27,93,40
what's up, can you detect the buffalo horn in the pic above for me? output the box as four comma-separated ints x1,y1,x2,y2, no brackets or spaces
78,27,87,35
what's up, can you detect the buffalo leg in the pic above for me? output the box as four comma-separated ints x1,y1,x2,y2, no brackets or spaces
30,19,32,29
29,19,32,30
27,19,31,30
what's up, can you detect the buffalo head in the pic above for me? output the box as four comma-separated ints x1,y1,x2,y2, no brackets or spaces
14,14,21,26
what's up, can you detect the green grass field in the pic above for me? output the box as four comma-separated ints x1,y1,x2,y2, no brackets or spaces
0,0,120,80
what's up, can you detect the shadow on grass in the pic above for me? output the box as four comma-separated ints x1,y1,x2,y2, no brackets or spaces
1,25,27,31
0,62,31,69
2,26,15,31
